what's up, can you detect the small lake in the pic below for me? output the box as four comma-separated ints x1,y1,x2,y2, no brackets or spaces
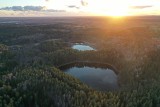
0,21,20,24
60,62,118,91
72,43,95,51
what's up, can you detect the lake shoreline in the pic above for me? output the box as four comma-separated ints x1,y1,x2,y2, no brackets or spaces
70,42,97,51
58,61,119,75
59,61,119,91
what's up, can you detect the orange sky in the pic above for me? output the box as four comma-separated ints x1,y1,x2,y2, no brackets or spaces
0,0,160,17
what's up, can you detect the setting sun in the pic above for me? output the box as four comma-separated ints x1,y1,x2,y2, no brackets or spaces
105,2,129,16
82,0,130,17
0,0,159,17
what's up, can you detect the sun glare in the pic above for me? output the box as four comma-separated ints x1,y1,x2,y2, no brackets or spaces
44,0,138,17
105,4,129,17
83,0,130,17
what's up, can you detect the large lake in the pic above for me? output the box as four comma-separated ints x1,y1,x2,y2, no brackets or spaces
60,62,118,91
72,43,95,51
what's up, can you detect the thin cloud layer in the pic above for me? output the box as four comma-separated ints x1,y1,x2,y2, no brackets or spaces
0,6,65,12
24,6,45,11
68,5,80,9
1,6,23,11
81,0,88,6
0,6,45,11
130,5,153,9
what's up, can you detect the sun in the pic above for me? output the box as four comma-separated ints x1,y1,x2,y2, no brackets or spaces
105,4,129,17
84,0,130,17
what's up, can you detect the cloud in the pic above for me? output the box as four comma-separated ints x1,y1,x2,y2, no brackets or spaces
130,6,152,9
68,5,80,9
0,6,23,11
45,9,66,12
24,6,45,11
12,6,23,11
0,6,65,12
0,6,45,11
81,0,88,6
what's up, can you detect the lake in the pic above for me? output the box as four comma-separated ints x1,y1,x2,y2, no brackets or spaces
60,62,118,91
72,43,95,51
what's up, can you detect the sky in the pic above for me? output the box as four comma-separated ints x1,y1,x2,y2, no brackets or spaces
0,0,160,17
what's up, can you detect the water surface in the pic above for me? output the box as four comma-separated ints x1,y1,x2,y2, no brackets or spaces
62,64,118,91
72,43,95,51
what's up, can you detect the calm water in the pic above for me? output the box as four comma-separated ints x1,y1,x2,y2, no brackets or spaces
0,21,20,24
72,44,95,51
63,66,118,91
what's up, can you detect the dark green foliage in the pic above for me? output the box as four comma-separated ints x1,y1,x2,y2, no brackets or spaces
0,44,18,73
38,40,68,52
0,18,160,107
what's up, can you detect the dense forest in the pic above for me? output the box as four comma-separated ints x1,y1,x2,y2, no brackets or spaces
0,17,160,107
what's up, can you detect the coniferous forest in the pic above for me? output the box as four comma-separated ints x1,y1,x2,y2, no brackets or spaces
0,17,160,107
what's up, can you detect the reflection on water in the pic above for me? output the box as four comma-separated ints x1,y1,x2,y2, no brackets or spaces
0,21,20,24
64,66,118,91
72,44,95,51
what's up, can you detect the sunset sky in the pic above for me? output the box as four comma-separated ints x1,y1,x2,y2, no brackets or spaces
0,0,160,17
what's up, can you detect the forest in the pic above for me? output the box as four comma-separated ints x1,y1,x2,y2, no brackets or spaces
0,17,160,107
